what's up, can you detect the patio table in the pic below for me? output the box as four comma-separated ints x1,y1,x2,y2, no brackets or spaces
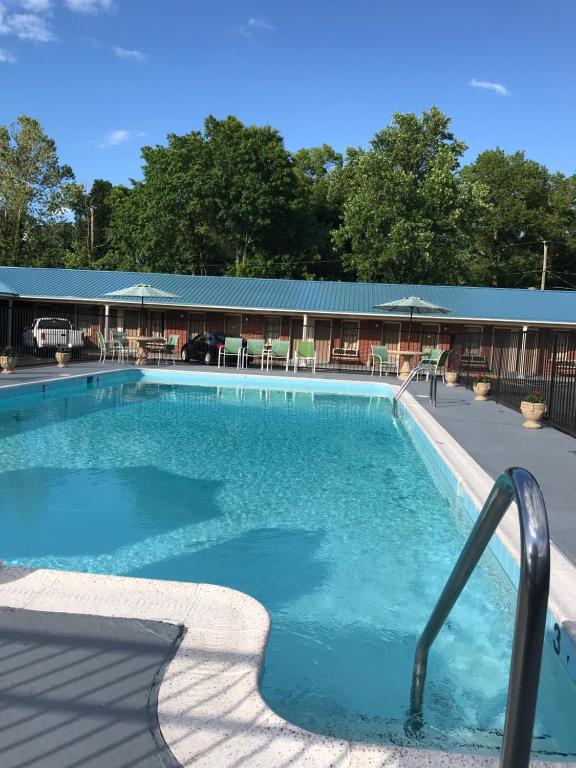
126,336,166,366
389,350,426,380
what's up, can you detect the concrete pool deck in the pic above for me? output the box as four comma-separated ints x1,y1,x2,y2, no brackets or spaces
0,362,575,767
0,606,182,768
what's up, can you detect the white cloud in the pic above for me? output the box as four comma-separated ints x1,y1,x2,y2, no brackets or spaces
98,129,145,149
470,78,509,96
0,46,16,61
20,0,52,11
240,17,275,38
114,45,147,61
0,1,55,41
3,12,54,41
63,0,113,13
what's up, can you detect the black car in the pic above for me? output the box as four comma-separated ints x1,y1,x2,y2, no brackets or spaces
181,332,244,364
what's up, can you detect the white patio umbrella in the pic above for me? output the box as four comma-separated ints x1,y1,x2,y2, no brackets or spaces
373,296,451,338
104,283,179,334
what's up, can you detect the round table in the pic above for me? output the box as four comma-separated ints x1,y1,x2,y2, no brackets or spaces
126,336,166,366
392,350,425,380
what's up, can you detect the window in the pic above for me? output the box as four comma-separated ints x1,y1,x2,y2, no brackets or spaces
464,325,483,356
225,314,241,336
38,319,71,330
341,321,360,351
264,316,282,344
188,313,205,338
149,311,165,337
421,323,440,349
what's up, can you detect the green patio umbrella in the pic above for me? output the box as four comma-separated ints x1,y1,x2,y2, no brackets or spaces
105,283,179,334
373,296,451,338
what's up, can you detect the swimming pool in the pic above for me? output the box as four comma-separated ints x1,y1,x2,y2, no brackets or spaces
0,370,574,759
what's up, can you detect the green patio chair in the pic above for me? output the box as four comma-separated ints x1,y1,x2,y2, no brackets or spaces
422,349,450,381
242,339,266,369
370,345,398,377
157,334,180,366
217,336,244,369
267,340,290,371
293,340,316,373
96,330,113,364
111,331,130,363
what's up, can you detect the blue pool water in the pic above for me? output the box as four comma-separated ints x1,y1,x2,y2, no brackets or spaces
0,374,574,758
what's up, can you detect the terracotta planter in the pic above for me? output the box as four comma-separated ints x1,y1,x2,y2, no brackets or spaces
473,381,490,400
0,355,16,374
445,371,458,387
55,350,72,368
520,400,547,429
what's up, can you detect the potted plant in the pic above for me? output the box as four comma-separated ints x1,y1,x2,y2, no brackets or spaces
473,373,491,400
55,345,72,368
0,346,16,374
520,390,547,429
445,369,458,387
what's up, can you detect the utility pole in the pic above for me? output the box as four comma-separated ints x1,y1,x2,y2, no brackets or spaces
540,241,549,290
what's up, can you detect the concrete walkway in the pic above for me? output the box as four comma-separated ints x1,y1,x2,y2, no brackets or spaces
0,606,182,768
409,378,576,565
2,361,575,565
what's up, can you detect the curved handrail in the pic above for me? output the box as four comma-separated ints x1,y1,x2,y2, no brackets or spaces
392,365,428,416
410,467,550,768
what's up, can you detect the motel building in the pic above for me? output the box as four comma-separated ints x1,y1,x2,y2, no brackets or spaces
0,265,575,375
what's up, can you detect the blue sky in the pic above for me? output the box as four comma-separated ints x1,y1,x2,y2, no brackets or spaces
1,0,574,187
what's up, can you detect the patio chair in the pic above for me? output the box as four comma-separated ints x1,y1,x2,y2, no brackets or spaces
370,345,398,377
96,331,113,364
416,348,441,379
266,340,291,371
217,336,244,369
242,339,266,369
157,334,180,366
421,349,450,381
293,340,316,373
111,332,130,363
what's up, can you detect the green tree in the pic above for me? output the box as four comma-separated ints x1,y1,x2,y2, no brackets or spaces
461,149,557,287
67,179,116,268
292,145,344,279
106,116,302,277
331,107,479,284
0,115,74,266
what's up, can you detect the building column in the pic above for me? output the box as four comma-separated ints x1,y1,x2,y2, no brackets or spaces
104,304,110,340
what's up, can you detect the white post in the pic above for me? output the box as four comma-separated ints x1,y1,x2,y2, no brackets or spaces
104,304,110,340
303,314,309,340
520,325,529,377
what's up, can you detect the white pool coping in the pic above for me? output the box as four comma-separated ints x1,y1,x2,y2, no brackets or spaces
0,368,575,767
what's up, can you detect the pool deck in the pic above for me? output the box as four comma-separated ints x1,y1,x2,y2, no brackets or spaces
1,362,576,768
0,606,182,768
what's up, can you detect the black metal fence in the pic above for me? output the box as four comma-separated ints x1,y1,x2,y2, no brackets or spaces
0,306,106,366
454,329,576,437
1,305,575,436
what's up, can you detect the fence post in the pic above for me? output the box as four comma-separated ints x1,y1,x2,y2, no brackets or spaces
547,332,558,419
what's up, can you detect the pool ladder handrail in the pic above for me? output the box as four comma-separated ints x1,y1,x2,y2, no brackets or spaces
392,365,437,416
410,467,550,768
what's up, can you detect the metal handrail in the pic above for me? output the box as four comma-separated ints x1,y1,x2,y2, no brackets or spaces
392,365,428,416
410,468,550,768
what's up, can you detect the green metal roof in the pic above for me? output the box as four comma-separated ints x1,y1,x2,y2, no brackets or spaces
0,265,575,326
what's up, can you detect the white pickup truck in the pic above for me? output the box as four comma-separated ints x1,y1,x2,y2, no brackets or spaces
23,318,85,350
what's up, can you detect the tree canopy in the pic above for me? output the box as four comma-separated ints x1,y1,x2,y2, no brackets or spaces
1,109,575,290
